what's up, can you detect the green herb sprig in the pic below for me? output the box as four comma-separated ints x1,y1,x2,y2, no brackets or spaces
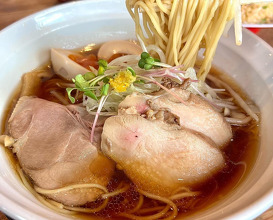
98,59,108,75
66,59,110,103
138,52,161,70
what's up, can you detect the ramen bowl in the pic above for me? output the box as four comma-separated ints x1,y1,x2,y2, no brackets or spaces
0,1,273,220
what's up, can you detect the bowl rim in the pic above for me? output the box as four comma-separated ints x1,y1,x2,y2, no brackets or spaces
0,1,273,220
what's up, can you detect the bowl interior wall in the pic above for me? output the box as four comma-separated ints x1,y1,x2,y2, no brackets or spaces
0,1,273,219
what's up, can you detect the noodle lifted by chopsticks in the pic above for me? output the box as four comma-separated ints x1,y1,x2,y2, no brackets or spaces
126,0,265,81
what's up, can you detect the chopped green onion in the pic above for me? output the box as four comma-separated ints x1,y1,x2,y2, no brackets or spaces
262,5,268,9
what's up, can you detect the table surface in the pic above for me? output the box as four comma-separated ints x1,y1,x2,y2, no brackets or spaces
0,0,272,220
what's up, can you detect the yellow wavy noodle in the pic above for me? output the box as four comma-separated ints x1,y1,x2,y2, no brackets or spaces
126,0,235,80
15,163,199,220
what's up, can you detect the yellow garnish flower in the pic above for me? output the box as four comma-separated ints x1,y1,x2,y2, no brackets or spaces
109,70,136,92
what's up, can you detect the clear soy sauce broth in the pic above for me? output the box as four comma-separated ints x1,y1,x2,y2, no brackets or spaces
1,44,260,219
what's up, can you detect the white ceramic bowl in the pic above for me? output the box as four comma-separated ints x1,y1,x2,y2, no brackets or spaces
0,1,273,220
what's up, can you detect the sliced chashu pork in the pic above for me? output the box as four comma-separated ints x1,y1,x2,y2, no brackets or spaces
67,104,109,145
118,92,151,115
8,97,115,206
118,89,232,148
101,114,225,196
149,89,232,147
